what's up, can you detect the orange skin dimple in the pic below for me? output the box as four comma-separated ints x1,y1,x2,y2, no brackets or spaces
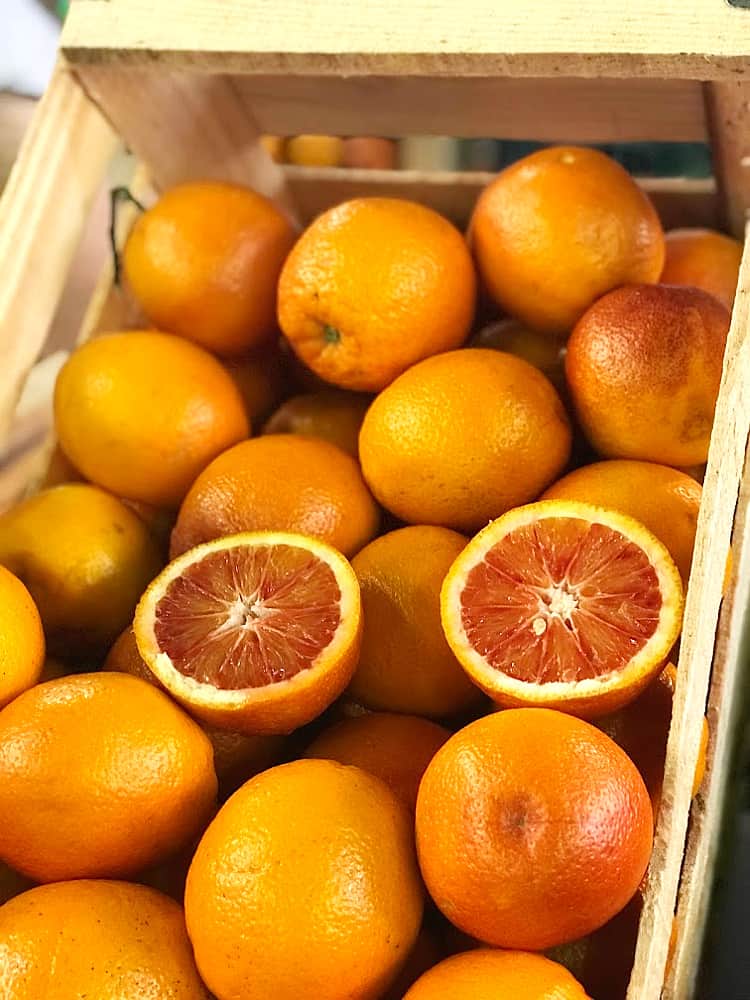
0,880,208,1000
415,709,653,951
170,434,379,559
470,146,665,335
403,948,591,1000
661,227,743,311
278,197,477,391
124,181,297,357
566,284,730,466
542,459,702,585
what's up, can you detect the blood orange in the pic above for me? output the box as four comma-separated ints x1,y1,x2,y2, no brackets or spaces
441,500,683,717
134,532,361,735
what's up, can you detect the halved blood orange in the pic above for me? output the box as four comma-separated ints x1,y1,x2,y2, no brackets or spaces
134,531,361,735
441,500,684,717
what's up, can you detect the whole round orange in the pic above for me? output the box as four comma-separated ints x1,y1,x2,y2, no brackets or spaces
661,227,743,311
470,145,665,334
0,672,217,882
278,197,476,391
348,526,482,717
359,349,571,532
55,331,249,508
105,626,284,791
0,880,208,999
286,134,344,167
471,317,566,392
263,389,371,457
566,284,730,465
342,137,398,170
403,949,590,1000
123,181,296,356
305,712,450,812
170,434,379,558
185,758,424,1000
0,566,45,709
0,484,162,656
415,708,653,950
541,459,702,584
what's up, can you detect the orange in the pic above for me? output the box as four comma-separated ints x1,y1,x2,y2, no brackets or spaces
416,709,653,949
105,626,284,791
471,317,566,392
286,134,344,167
470,145,664,335
185,758,424,1000
342,137,398,169
441,500,683,718
542,459,702,584
359,349,571,532
135,531,362,736
0,566,45,709
348,526,482,718
278,197,476,391
223,342,290,424
260,135,286,162
263,389,371,457
305,712,450,811
55,331,249,508
0,673,216,882
661,227,743,310
170,434,379,559
566,284,730,466
0,484,162,656
0,880,208,999
123,181,296,356
597,663,708,807
403,949,590,1000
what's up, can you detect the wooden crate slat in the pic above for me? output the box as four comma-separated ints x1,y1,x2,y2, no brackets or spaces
74,66,299,220
63,0,750,80
628,233,750,999
283,166,720,229
704,81,750,239
0,62,116,444
229,76,708,142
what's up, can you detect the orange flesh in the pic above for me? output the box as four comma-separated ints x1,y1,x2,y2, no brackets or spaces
154,544,341,689
459,519,662,684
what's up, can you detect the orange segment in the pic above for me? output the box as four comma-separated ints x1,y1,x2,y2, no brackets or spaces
441,501,684,717
134,532,361,735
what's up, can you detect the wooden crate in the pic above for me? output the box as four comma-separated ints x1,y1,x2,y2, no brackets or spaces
2,2,750,996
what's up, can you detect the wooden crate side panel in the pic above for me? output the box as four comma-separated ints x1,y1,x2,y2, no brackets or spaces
73,66,298,220
0,62,116,444
231,76,708,142
628,232,750,999
704,81,750,239
63,0,750,80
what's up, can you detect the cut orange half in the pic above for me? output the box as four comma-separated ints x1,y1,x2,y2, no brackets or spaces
134,532,362,735
441,500,684,717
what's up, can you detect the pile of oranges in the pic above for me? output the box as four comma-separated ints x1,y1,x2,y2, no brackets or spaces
0,144,738,1000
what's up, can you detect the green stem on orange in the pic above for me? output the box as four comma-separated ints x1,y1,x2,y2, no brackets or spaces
323,324,342,345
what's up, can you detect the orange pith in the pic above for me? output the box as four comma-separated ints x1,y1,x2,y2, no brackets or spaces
441,501,684,717
134,531,361,735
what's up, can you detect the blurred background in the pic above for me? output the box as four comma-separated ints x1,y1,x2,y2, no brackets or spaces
0,3,747,998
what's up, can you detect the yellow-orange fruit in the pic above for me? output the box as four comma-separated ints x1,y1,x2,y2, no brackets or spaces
286,134,344,167
661,227,743,311
359,349,571,532
0,566,45,709
185,759,424,1000
0,673,217,882
124,181,296,356
262,389,371,457
278,197,476,391
566,284,730,466
470,145,665,334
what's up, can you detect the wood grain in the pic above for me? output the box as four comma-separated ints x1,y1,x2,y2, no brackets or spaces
230,75,707,142
74,66,298,220
62,0,750,79
282,166,720,229
628,231,750,998
0,61,116,447
704,81,750,239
